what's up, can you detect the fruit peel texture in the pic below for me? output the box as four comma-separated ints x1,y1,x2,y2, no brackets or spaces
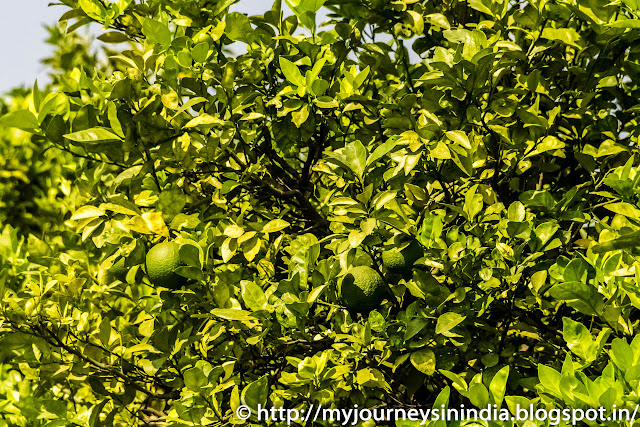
340,265,387,313
146,241,187,289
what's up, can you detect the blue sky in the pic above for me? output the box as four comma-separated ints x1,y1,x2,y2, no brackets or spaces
0,1,61,93
0,1,317,94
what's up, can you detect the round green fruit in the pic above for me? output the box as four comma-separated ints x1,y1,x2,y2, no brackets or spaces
381,240,423,275
340,266,387,313
145,241,187,289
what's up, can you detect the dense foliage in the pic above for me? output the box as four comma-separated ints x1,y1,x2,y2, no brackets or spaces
3,0,640,425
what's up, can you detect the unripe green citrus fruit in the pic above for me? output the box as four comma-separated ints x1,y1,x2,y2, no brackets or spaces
145,241,187,289
381,240,423,275
340,266,387,313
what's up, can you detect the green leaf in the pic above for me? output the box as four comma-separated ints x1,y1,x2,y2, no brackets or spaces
158,188,187,220
169,97,207,119
595,139,629,157
44,399,67,418
39,92,70,118
32,80,42,112
356,368,389,390
445,130,472,150
224,224,244,239
279,57,305,87
310,79,330,97
97,31,131,43
292,104,310,127
79,0,106,20
347,140,368,179
548,282,601,316
241,376,268,410
592,230,640,253
306,57,327,88
241,281,268,311
328,140,368,180
463,186,484,222
70,206,106,220
192,42,210,63
288,234,319,289
64,127,122,143
519,190,556,209
404,318,429,341
225,224,244,238
210,308,257,323
367,139,397,167
604,202,640,221
0,110,39,132
541,28,584,49
435,312,466,337
538,364,561,396
418,212,444,245
608,19,640,28
373,190,398,211
43,419,68,427
107,102,124,138
241,236,261,262
348,230,366,247
431,141,452,160
440,370,469,396
526,136,565,157
425,13,451,30
262,219,290,233
142,18,172,48
489,366,509,407
443,28,487,61
410,349,436,375
563,258,590,282
183,114,224,128
610,338,633,372
563,318,594,362
533,221,559,248
284,0,326,14
450,145,474,176
368,310,387,332
179,242,203,268
284,0,326,28
427,387,451,427
491,95,518,116
210,0,238,16
507,201,526,222
307,284,327,303
467,0,493,15
184,367,207,391
88,400,109,427
469,383,489,408
225,12,253,42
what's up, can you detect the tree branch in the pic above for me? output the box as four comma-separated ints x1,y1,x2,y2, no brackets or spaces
32,322,179,400
250,176,329,233
260,126,300,180
301,121,328,186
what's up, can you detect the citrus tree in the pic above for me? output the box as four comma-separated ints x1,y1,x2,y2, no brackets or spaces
3,0,640,425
